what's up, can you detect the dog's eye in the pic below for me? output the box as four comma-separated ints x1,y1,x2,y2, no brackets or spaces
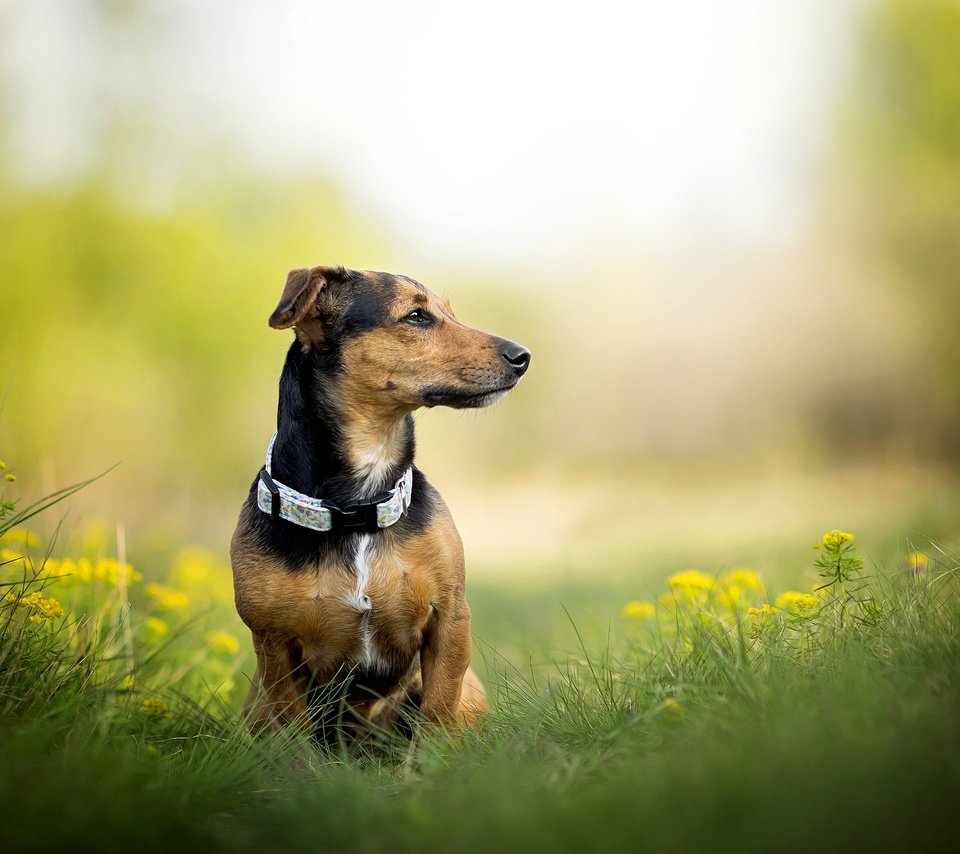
403,309,434,326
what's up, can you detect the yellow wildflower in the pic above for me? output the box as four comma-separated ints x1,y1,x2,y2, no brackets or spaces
171,548,213,587
39,557,92,585
42,557,64,580
144,617,169,638
658,591,680,609
720,568,763,591
747,603,779,619
75,558,93,582
140,698,172,719
169,547,233,602
907,551,929,575
213,678,236,700
145,583,189,611
95,558,141,586
0,528,40,548
667,569,715,605
619,600,656,619
717,568,764,606
715,585,744,607
0,460,6,469
4,473,16,482
12,591,64,621
668,569,715,591
206,630,240,655
1,547,27,566
745,604,780,636
662,698,686,718
821,530,855,548
774,591,818,611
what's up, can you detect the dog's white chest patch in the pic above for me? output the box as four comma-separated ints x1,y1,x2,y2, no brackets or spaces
347,534,384,671
351,424,403,499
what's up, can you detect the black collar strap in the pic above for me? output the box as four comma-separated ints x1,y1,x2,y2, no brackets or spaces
256,433,413,533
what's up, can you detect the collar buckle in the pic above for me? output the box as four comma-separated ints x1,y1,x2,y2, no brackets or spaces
259,468,281,520
324,500,379,533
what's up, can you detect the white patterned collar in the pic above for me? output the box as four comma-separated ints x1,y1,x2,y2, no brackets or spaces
256,433,413,533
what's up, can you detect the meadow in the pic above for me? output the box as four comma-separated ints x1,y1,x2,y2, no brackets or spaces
4,178,957,852
4,2,960,850
1,459,958,852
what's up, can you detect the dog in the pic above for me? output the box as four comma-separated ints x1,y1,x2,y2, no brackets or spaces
230,266,530,746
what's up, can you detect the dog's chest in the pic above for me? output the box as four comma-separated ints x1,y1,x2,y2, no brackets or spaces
240,533,433,678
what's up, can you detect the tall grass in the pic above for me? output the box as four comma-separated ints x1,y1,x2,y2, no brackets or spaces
1,469,958,852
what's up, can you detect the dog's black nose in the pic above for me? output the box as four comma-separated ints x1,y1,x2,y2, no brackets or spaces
499,341,531,377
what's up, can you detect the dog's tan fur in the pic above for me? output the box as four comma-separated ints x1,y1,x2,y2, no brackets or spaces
231,267,528,742
234,501,479,731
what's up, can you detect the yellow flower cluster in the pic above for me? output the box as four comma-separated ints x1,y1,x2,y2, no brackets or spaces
626,567,770,622
95,558,141,586
140,698,172,719
621,562,829,629
668,569,715,592
1,527,40,548
660,569,716,607
715,567,764,606
774,591,818,611
144,617,169,638
620,600,656,619
145,583,189,611
169,547,234,603
205,630,240,655
662,697,685,718
36,556,142,586
721,568,764,591
747,603,779,619
746,603,780,631
6,591,64,623
1,547,27,565
819,530,855,548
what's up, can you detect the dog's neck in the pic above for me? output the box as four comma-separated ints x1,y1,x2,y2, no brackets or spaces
271,342,415,505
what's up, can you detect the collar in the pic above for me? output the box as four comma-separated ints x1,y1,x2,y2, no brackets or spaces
256,433,413,533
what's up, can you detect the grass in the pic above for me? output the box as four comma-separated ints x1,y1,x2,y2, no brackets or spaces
1,473,959,852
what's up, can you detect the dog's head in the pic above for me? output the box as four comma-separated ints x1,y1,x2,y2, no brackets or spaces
268,266,531,412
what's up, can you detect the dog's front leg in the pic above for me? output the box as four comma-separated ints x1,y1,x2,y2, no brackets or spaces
246,630,310,733
418,600,472,727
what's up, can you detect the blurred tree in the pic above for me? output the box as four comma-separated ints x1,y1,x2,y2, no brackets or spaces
843,0,960,457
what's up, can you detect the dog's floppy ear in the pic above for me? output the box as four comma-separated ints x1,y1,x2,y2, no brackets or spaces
268,267,327,329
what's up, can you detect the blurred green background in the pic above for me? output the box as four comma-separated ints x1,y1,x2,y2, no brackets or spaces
2,0,959,597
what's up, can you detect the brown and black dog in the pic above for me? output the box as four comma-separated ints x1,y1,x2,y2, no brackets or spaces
230,266,530,746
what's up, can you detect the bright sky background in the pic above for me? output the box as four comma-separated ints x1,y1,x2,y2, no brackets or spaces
4,0,860,271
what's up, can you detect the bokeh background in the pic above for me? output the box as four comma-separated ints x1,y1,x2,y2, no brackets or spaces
2,0,959,637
